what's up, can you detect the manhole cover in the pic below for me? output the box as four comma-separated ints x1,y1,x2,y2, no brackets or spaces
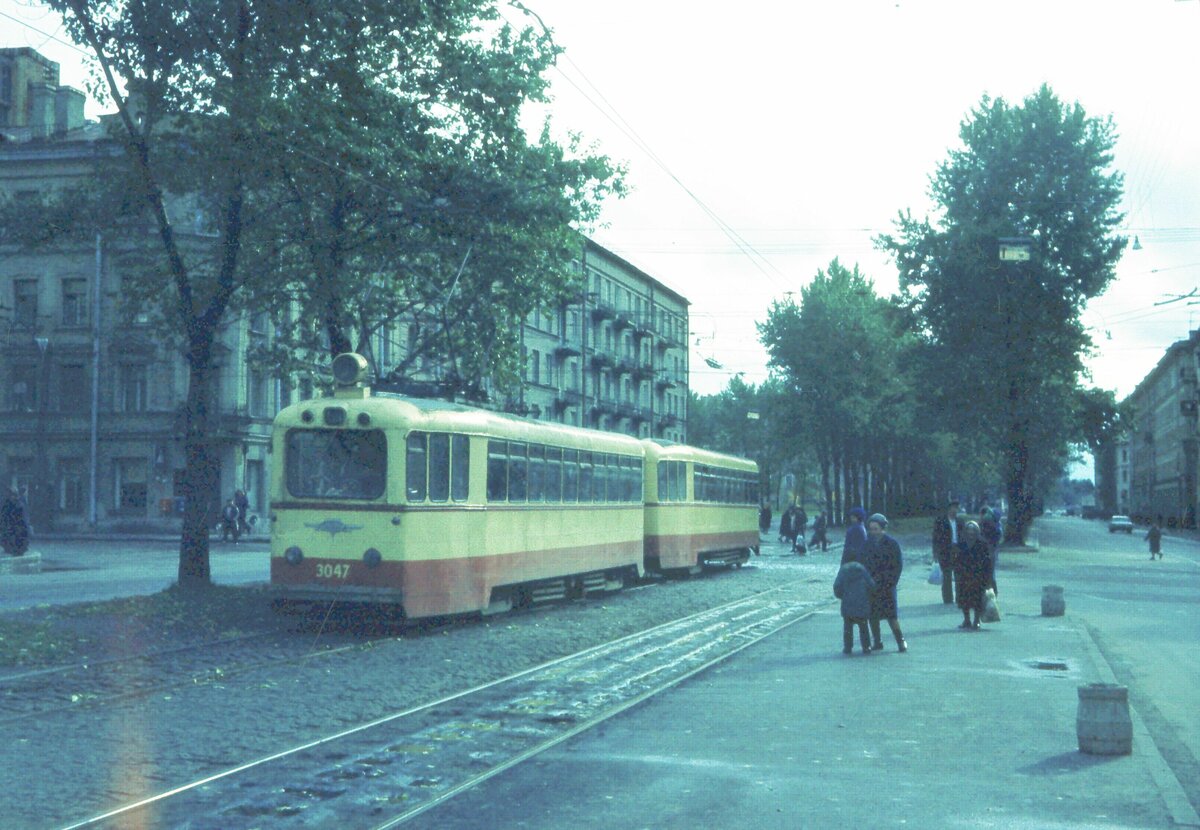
1028,660,1069,671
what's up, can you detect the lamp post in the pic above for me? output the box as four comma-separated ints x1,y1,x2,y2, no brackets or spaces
32,333,51,532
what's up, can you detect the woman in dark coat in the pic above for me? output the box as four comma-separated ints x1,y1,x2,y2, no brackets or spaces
955,521,993,629
863,513,906,652
840,507,867,564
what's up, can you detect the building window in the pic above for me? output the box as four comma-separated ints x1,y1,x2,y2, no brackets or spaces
114,458,148,512
58,459,84,514
61,278,88,327
119,363,148,412
58,363,88,412
7,363,37,411
529,349,540,386
13,278,37,329
248,366,268,417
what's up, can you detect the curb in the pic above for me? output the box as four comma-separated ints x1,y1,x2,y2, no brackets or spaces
1074,614,1200,828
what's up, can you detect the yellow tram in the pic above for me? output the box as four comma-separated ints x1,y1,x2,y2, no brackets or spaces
642,440,760,573
270,354,646,618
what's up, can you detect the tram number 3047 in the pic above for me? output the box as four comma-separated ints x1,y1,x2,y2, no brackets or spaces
316,563,351,579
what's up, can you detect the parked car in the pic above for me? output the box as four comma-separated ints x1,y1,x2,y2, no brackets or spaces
1108,515,1134,533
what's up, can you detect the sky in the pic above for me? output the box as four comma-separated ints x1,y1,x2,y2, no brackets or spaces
2,0,1198,406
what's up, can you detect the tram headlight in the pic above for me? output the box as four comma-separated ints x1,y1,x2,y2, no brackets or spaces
363,548,382,568
284,546,304,565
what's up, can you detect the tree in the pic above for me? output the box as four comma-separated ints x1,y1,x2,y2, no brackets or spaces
758,259,912,521
878,86,1125,543
43,0,622,588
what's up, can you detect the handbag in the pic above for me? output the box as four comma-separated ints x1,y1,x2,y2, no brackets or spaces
982,588,1001,623
927,561,943,585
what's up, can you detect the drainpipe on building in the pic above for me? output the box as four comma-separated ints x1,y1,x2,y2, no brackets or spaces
88,231,101,528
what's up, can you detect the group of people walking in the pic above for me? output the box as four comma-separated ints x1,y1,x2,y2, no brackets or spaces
759,504,828,554
833,507,906,655
932,500,1000,630
832,499,1004,656
220,489,253,543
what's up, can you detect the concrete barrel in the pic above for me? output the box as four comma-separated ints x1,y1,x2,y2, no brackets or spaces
1077,683,1132,755
1041,585,1065,617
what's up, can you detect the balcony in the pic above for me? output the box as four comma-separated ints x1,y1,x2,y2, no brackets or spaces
657,414,679,430
553,389,582,413
655,374,677,391
633,317,655,339
632,364,655,382
553,342,582,358
590,352,615,371
613,311,633,331
614,359,636,377
590,300,615,322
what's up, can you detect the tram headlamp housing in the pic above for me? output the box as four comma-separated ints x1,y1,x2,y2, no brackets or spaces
363,548,382,568
331,352,369,387
284,546,304,565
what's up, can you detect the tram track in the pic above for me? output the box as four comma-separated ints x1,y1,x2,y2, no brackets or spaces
61,578,827,830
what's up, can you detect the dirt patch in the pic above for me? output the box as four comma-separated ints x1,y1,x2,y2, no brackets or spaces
0,583,282,669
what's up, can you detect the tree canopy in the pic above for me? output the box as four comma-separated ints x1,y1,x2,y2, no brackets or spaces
878,85,1125,540
35,0,623,586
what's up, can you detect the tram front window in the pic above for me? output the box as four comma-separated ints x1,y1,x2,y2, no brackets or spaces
285,428,387,499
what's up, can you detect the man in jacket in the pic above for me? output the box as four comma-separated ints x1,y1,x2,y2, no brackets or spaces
932,500,962,604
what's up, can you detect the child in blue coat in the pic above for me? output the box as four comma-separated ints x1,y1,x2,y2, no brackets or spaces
834,560,876,655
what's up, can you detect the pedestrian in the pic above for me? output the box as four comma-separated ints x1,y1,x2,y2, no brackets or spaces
795,505,809,551
221,498,241,543
863,513,907,652
840,507,866,564
0,486,31,556
781,505,798,550
954,521,992,629
811,510,829,552
931,500,962,604
1146,517,1163,560
778,505,792,544
834,559,876,656
235,489,252,537
759,503,772,537
979,506,1002,593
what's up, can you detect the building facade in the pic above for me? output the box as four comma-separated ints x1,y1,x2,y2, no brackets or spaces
1,46,691,534
514,239,689,444
1110,330,1200,527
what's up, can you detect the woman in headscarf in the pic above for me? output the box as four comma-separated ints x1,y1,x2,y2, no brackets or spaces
841,506,867,565
954,520,993,629
863,513,906,652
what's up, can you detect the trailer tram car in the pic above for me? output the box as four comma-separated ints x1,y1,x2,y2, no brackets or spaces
642,440,760,574
270,354,646,619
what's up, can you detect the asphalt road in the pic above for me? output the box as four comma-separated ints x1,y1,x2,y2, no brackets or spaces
0,538,269,611
1029,514,1200,807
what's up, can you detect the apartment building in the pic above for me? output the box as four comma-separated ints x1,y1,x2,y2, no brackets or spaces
514,238,689,444
1112,330,1200,527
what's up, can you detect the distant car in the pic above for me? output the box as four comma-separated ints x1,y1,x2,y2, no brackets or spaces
1108,515,1134,533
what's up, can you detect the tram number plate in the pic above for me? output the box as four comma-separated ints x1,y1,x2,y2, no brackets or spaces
316,563,351,580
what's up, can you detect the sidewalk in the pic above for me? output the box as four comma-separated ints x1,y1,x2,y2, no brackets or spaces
409,548,1198,829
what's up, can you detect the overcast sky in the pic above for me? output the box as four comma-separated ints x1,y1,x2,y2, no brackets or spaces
3,0,1198,404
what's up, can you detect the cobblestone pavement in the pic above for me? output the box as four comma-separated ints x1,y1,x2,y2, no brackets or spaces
4,536,852,830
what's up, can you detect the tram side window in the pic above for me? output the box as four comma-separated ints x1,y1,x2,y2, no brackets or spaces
509,442,528,502
528,444,545,502
657,461,668,502
428,433,451,502
563,449,579,502
545,447,563,502
579,451,593,502
451,435,470,501
406,433,428,501
632,458,643,502
487,440,508,502
674,462,687,502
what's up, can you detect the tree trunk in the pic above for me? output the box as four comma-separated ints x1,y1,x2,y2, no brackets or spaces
178,340,218,587
1004,421,1033,546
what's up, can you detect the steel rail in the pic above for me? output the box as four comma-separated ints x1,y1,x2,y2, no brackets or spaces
60,578,818,830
